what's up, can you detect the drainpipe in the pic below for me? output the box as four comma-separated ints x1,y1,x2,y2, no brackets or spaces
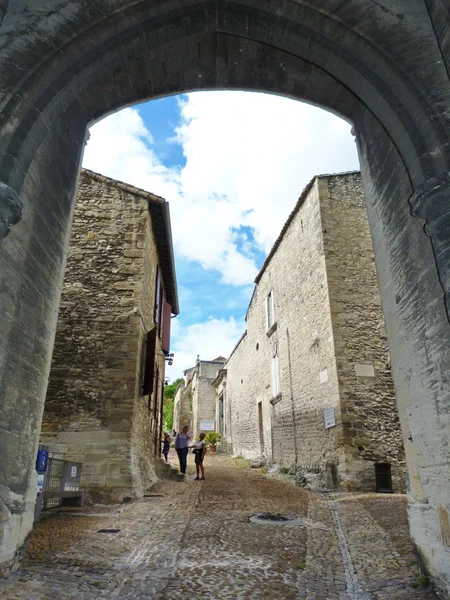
286,328,298,471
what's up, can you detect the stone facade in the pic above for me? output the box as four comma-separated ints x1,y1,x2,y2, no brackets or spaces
225,172,406,492
174,358,226,439
40,169,179,503
2,3,450,588
213,368,227,449
173,380,192,434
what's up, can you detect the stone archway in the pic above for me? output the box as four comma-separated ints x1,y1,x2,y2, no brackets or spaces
0,1,449,592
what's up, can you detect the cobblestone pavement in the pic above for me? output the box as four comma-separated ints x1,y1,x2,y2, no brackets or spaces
0,455,439,599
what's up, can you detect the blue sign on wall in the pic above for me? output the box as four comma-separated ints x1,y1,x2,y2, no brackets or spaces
36,449,49,473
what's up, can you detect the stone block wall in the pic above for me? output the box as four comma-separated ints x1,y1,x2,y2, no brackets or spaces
40,170,167,502
192,362,224,439
226,181,341,476
225,173,406,492
319,174,405,490
173,380,193,434
225,331,272,460
174,360,225,439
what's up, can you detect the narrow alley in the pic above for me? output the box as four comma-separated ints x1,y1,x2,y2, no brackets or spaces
0,456,437,600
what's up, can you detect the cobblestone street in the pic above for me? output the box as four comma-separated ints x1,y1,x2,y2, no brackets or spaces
0,455,438,600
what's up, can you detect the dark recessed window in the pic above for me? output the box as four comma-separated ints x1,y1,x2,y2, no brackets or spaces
256,343,259,351
375,463,392,493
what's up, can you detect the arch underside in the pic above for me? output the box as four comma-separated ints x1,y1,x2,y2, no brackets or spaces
1,0,449,190
0,0,449,593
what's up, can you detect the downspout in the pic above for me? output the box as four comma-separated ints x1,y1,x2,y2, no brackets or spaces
286,328,298,470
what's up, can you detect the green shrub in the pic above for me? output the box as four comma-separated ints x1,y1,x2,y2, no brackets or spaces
409,576,430,588
204,432,222,446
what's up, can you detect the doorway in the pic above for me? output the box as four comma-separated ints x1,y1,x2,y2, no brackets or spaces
375,463,392,493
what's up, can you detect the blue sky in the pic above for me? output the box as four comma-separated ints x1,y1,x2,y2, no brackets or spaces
138,96,186,169
83,92,359,380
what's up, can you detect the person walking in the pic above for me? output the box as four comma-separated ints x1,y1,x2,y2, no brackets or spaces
190,432,207,480
162,431,172,463
174,425,191,475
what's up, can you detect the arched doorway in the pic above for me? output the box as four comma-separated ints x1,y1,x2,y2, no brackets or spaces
0,1,449,592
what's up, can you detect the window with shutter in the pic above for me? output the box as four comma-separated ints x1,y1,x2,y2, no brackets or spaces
154,267,161,325
158,285,164,337
162,301,172,353
142,327,157,397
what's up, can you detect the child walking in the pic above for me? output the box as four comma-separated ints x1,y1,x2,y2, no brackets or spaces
190,432,207,480
162,431,172,463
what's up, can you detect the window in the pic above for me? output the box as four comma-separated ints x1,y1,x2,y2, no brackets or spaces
265,290,275,330
271,347,280,397
161,301,172,353
154,267,164,335
375,463,393,493
142,327,157,397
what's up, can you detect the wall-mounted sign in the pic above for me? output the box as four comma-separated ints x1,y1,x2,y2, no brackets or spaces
200,420,215,431
36,449,49,474
71,466,77,478
354,363,375,378
324,407,336,429
319,368,328,384
36,474,44,493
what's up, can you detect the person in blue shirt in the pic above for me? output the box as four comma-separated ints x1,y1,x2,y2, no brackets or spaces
174,425,191,475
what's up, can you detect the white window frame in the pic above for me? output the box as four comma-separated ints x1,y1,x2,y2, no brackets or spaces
271,348,280,397
265,290,275,330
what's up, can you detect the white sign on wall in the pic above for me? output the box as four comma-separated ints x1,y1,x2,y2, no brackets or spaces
36,474,44,493
71,466,77,477
200,420,215,431
324,407,336,429
319,368,328,384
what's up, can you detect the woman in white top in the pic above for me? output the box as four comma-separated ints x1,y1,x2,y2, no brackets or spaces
190,432,207,480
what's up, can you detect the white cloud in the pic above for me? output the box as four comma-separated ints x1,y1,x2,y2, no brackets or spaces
166,317,243,381
174,92,359,255
83,92,359,371
83,108,179,203
83,92,359,286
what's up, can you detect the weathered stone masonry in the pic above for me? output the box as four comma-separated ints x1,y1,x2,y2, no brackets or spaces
1,1,450,590
225,172,406,492
174,358,226,440
40,169,179,503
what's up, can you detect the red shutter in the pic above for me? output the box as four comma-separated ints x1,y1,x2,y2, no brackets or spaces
142,327,157,396
158,285,164,338
154,268,161,325
162,301,171,353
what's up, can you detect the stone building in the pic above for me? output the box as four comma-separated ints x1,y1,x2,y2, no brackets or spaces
225,172,406,492
40,169,179,503
172,380,190,434
212,366,227,447
173,356,226,439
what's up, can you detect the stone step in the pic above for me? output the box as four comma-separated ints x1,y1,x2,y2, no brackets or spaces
155,459,182,481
